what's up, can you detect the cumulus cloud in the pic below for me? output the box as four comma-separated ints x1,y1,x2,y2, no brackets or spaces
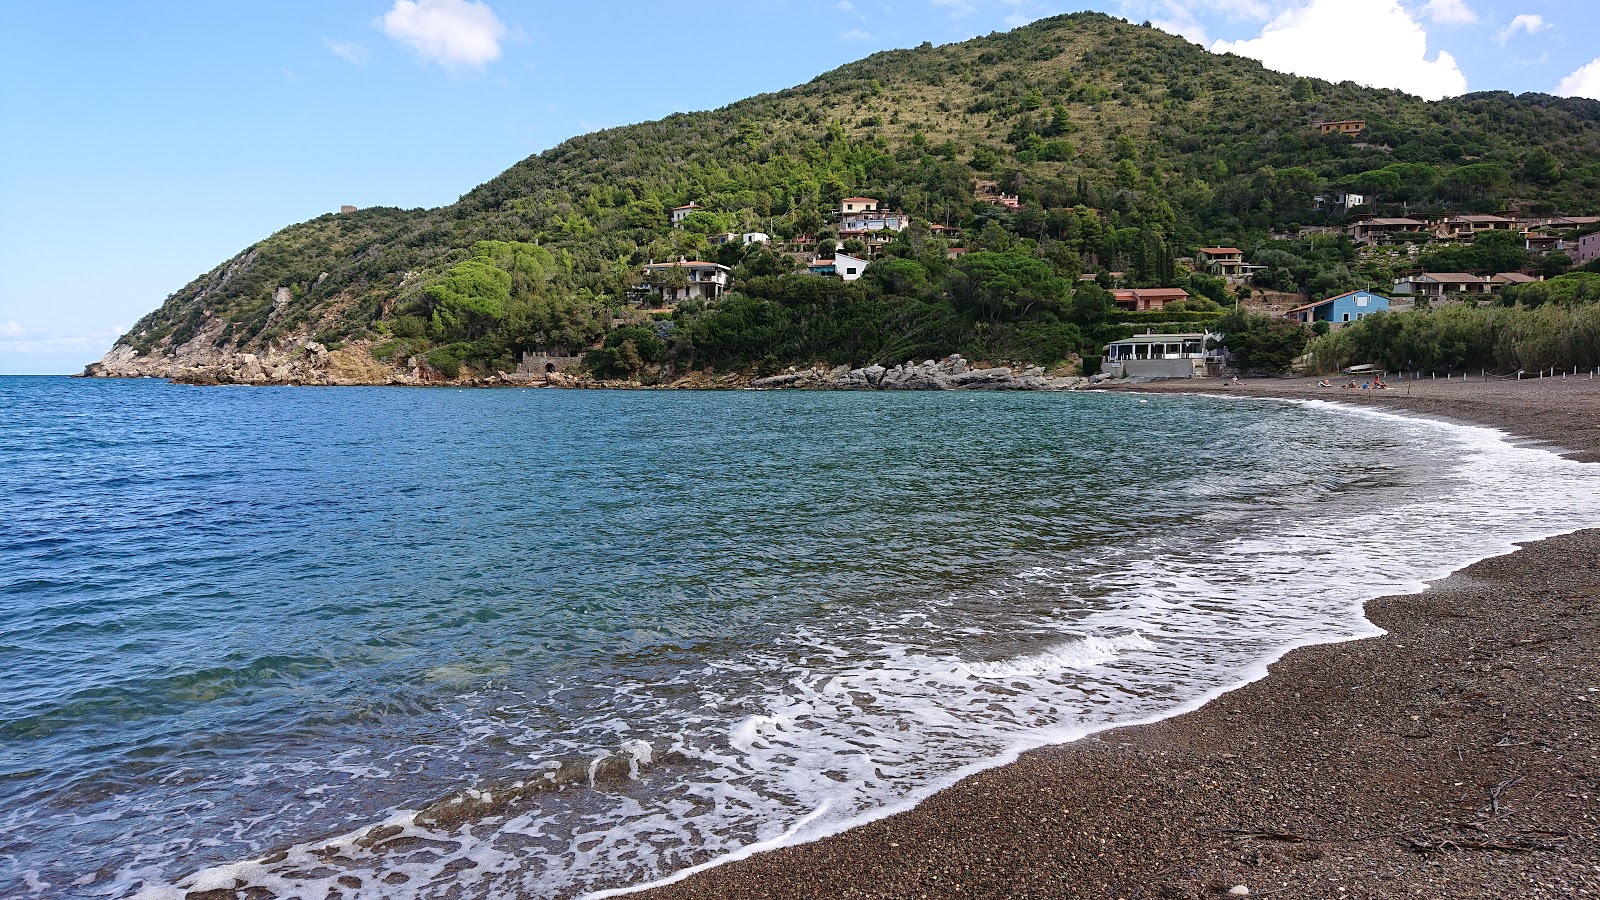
1495,14,1550,45
1212,0,1467,100
1420,0,1477,25
1556,58,1600,100
323,38,370,65
377,0,507,70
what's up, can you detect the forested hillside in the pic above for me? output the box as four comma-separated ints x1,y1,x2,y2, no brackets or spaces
100,12,1600,382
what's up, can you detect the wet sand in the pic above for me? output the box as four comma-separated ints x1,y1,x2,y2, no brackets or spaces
621,376,1600,900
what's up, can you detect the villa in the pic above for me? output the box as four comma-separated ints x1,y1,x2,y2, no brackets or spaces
635,260,732,304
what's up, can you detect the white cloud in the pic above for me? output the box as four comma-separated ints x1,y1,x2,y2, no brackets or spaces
1151,2,1210,44
1556,58,1600,100
0,321,24,337
835,0,856,10
322,38,370,66
840,28,873,41
377,0,507,70
1420,0,1477,25
1212,0,1467,101
1495,14,1550,45
931,0,976,19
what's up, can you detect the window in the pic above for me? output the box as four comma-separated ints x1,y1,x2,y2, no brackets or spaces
846,267,858,275
1342,313,1350,322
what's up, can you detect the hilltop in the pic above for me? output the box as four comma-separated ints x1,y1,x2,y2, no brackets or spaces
87,12,1600,385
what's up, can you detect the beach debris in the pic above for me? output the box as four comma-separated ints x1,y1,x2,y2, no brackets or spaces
1228,886,1251,896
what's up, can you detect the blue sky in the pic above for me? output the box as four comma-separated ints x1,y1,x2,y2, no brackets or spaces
2,0,1595,374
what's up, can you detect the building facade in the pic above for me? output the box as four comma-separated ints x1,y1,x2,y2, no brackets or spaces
1285,290,1391,329
1102,332,1223,378
636,261,732,304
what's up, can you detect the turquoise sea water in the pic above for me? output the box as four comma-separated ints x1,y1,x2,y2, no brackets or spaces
2,377,1596,899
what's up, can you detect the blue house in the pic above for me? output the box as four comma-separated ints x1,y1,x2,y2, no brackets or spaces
1285,290,1390,329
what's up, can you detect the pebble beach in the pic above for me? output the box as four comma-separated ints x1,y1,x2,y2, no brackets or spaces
617,376,1600,900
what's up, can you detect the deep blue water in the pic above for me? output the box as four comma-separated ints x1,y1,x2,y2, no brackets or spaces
1,377,1596,899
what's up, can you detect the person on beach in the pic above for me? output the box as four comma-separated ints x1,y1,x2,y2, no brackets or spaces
1230,374,1242,385
1318,379,1331,388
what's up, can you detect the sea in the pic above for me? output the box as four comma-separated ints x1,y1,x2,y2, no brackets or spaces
3,376,1598,899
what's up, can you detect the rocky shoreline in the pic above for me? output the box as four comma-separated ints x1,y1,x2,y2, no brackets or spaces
83,342,1106,392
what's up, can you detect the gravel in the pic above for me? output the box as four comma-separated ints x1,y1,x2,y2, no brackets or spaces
617,377,1600,900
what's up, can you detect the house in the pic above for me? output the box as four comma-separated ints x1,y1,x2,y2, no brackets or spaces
1110,287,1191,312
946,247,968,260
1102,332,1224,378
1348,217,1429,245
635,260,732,304
1576,231,1600,266
707,232,772,247
1196,247,1244,275
1194,248,1264,281
1489,273,1542,290
1523,232,1571,254
1316,120,1367,137
929,224,959,237
1433,215,1516,240
807,252,869,282
670,203,702,228
839,197,879,215
838,206,910,255
1544,215,1600,231
1284,290,1391,329
1392,273,1490,299
1314,191,1366,212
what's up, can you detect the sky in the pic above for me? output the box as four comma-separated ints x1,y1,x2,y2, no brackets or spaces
1,0,1596,374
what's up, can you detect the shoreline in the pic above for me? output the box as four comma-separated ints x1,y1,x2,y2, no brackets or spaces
604,378,1600,900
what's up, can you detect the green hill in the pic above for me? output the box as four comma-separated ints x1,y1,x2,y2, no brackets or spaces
97,11,1600,382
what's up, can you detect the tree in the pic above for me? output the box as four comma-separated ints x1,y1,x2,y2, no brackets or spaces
1215,307,1311,373
945,251,1070,324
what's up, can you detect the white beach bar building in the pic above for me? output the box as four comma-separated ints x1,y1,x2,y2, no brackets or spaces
1102,332,1224,378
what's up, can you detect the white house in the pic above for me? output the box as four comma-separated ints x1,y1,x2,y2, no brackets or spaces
1102,332,1224,378
839,197,879,215
670,203,702,229
636,260,732,304
1315,191,1365,211
806,252,869,282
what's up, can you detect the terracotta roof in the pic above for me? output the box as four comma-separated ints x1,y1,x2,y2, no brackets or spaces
1414,273,1486,284
1112,287,1191,300
1447,215,1513,223
1492,273,1538,283
1358,218,1428,227
671,203,700,211
840,197,878,203
1198,248,1243,255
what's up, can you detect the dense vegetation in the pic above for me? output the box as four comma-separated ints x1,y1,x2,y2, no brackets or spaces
1307,272,1600,374
115,12,1600,377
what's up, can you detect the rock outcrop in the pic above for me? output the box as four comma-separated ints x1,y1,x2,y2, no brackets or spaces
751,356,1092,392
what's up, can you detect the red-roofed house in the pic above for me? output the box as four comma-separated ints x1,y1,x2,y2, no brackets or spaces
670,203,702,229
